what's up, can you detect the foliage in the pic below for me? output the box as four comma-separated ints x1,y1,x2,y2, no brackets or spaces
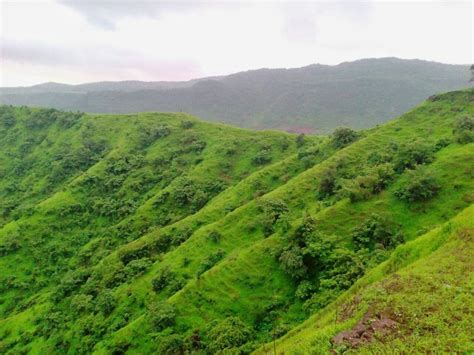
147,301,176,331
332,127,357,148
453,116,474,143
207,317,253,353
394,167,441,202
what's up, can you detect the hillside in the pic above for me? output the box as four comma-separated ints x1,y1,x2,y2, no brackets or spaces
1,58,471,133
0,88,473,354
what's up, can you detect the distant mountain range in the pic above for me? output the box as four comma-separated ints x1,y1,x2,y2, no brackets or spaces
1,58,471,132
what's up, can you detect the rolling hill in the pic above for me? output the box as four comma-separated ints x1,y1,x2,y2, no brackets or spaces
1,58,471,133
0,88,473,354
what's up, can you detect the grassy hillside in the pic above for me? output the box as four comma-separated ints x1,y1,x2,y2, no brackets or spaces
0,88,473,354
1,58,470,133
257,204,473,353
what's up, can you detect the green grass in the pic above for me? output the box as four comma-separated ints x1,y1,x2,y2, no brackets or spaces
0,89,473,354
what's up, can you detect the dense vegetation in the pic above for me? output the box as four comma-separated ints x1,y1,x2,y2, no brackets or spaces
1,58,470,133
0,88,473,354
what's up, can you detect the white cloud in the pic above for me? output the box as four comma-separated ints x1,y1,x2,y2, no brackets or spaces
0,0,472,86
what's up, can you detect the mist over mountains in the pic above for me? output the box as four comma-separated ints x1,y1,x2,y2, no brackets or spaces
1,58,470,132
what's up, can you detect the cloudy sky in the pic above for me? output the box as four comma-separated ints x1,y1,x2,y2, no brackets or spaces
0,0,472,86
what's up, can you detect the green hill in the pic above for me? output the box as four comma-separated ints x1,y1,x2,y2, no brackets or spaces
1,58,471,133
0,88,473,354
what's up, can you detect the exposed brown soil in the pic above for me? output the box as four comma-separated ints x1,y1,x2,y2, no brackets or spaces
332,310,398,348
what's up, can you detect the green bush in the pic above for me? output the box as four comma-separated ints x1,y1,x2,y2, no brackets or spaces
393,141,434,172
252,149,272,165
152,266,175,292
0,112,16,128
351,214,404,249
207,317,252,353
453,116,474,144
279,245,307,280
181,120,195,129
208,230,222,243
96,290,116,315
394,167,441,202
318,168,337,198
147,301,176,331
332,127,357,148
295,280,316,300
196,249,226,277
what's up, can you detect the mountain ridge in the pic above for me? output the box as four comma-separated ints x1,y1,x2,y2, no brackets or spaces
1,58,471,133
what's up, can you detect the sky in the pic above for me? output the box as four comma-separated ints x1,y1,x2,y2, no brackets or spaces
0,0,472,87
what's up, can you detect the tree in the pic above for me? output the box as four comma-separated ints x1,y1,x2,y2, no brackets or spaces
152,266,175,292
394,167,440,202
393,141,434,172
147,301,176,331
332,127,357,148
453,116,474,144
207,317,252,352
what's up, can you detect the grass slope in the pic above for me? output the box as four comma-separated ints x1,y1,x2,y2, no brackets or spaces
0,88,473,354
259,204,473,353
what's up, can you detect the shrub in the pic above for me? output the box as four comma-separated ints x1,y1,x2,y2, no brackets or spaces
155,334,185,353
181,120,195,129
96,290,116,315
207,317,252,353
123,257,152,278
258,199,289,236
295,280,316,300
0,112,16,128
279,245,307,280
296,133,305,147
208,230,222,243
332,127,357,148
147,301,176,331
453,116,474,144
152,266,175,292
351,214,404,249
318,168,337,198
196,249,226,277
394,167,441,202
252,149,272,166
70,294,94,315
393,141,434,172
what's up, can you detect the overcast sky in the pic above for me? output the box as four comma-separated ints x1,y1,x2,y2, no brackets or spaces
0,0,472,87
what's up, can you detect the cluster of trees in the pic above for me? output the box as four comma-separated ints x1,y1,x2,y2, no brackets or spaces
278,212,404,313
316,138,445,204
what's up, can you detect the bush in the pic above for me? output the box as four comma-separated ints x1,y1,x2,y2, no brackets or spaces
96,290,116,315
394,167,441,202
393,141,434,172
0,112,16,128
295,280,316,300
123,257,152,278
208,230,222,243
351,214,404,249
318,168,337,198
296,133,305,147
453,116,474,144
70,294,94,315
279,245,307,280
207,317,252,353
181,120,195,129
332,127,357,148
152,266,175,292
258,199,289,236
252,150,272,166
147,301,176,331
155,334,185,353
196,249,226,277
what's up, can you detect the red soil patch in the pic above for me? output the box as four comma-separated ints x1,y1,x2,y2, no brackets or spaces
332,310,398,348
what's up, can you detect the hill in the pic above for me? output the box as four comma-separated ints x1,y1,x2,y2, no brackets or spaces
1,58,471,133
0,88,473,354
